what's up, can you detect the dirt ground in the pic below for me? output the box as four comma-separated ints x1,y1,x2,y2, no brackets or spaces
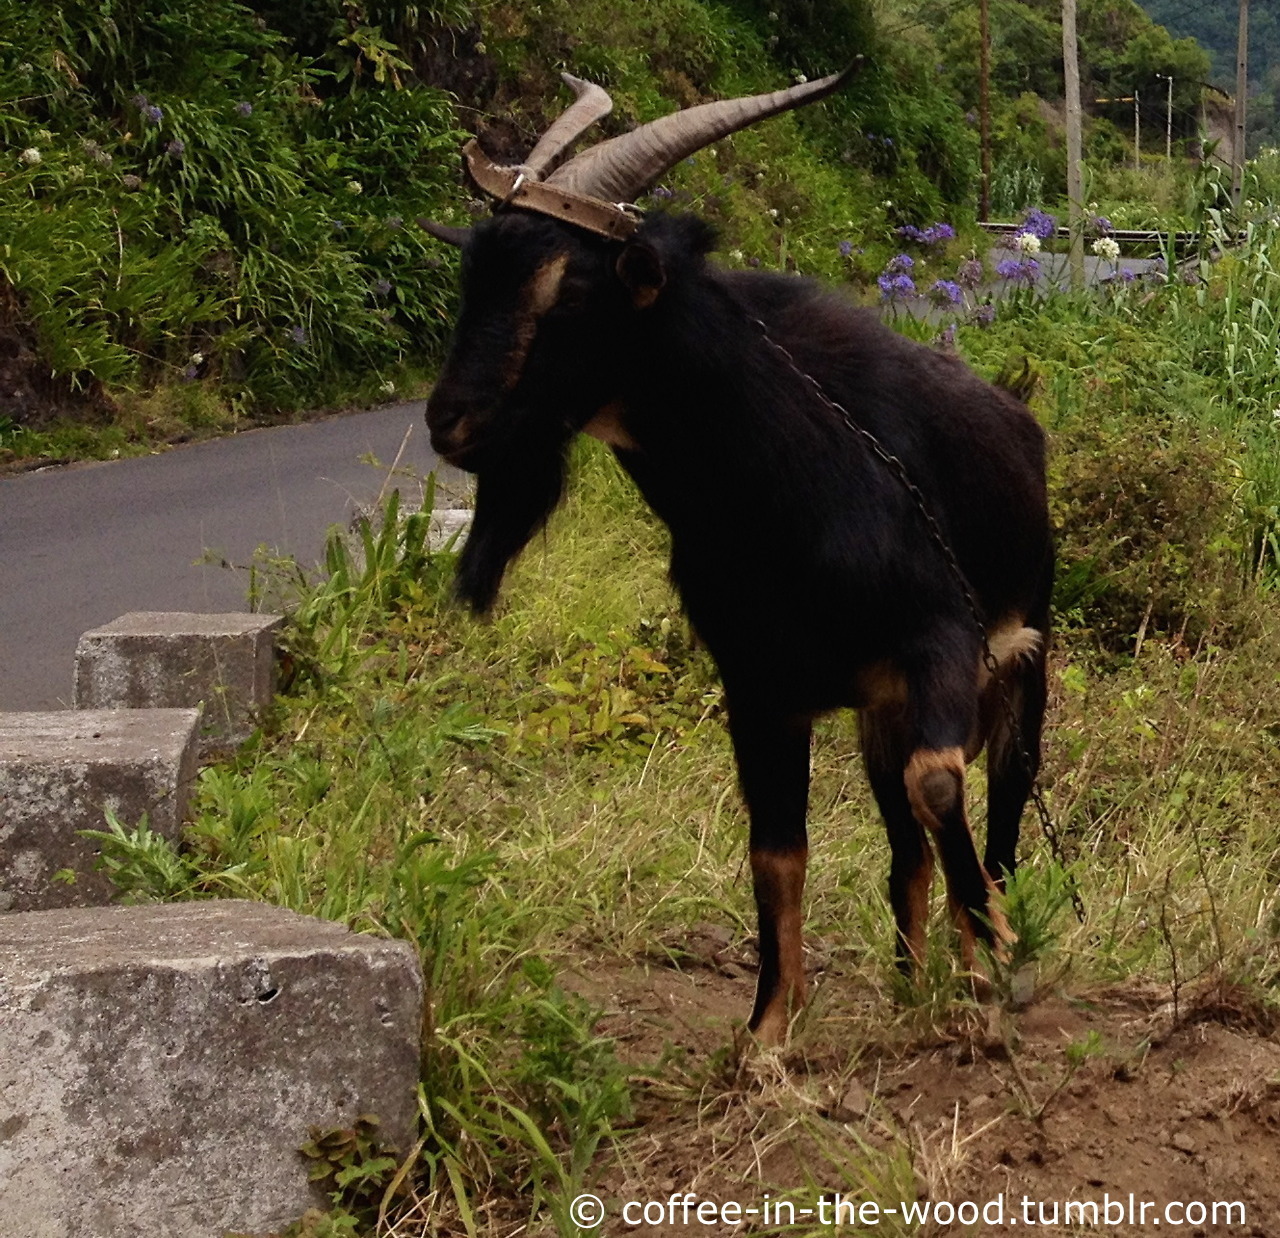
566,931,1279,1236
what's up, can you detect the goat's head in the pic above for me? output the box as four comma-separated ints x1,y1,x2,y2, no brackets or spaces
423,66,859,473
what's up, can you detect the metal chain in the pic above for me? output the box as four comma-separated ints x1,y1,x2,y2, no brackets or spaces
746,314,1086,923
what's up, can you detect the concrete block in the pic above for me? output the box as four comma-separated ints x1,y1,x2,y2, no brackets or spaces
0,900,423,1238
74,612,283,750
428,507,473,552
0,709,200,912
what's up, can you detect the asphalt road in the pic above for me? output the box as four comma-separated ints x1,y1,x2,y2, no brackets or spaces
0,403,462,711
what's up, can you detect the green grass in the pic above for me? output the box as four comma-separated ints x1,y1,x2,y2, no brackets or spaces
91,403,1280,1232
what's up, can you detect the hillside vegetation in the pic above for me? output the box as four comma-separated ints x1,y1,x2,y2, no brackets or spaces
0,0,1230,458
14,4,1280,1232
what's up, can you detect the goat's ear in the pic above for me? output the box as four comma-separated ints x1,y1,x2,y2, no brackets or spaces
615,241,666,309
417,218,472,246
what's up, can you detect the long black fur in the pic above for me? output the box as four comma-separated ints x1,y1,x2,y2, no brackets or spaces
426,209,1053,1030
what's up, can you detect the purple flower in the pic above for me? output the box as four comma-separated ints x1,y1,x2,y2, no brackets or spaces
838,239,854,257
971,303,996,327
955,257,984,289
878,272,916,301
747,256,761,268
181,364,199,381
897,222,954,247
289,325,308,346
936,323,957,348
132,93,149,109
965,110,978,125
1090,214,1113,235
166,139,185,157
929,279,963,306
651,185,674,201
1020,208,1057,241
235,101,253,117
995,257,1039,284
143,104,164,125
372,278,392,296
385,215,403,230
121,174,142,191
886,252,914,274
1119,267,1136,283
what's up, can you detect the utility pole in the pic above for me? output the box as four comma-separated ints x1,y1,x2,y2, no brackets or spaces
1157,73,1173,159
1062,0,1084,287
1233,0,1249,207
1134,90,1141,170
980,0,991,218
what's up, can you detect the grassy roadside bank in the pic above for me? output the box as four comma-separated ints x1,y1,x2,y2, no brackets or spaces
90,216,1280,1228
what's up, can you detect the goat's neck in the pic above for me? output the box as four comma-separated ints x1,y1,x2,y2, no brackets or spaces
612,275,831,486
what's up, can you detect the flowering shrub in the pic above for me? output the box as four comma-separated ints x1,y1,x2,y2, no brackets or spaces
1092,236,1121,264
897,221,955,246
1019,208,1058,240
995,257,1040,284
929,279,963,306
878,271,916,301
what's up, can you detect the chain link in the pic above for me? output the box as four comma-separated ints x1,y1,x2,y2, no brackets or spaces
746,315,1086,923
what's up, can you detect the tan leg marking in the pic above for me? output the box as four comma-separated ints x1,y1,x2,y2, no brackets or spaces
904,746,966,831
904,747,1014,967
582,400,639,450
903,833,935,969
750,848,807,1046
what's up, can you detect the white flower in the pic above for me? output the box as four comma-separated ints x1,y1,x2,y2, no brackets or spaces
190,352,205,366
881,199,893,208
769,208,778,218
19,148,41,166
1092,236,1120,263
67,164,85,180
36,130,52,143
730,249,744,261
795,73,808,84
379,380,396,396
345,179,363,195
1013,231,1041,256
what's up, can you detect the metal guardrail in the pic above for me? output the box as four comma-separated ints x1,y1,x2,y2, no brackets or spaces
978,221,1199,248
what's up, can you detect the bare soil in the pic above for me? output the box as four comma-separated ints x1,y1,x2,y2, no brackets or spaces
566,933,1279,1236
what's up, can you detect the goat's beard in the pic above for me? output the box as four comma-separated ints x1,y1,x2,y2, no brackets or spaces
453,437,569,614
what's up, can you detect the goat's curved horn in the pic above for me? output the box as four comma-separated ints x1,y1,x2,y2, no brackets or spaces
546,61,861,204
521,73,614,179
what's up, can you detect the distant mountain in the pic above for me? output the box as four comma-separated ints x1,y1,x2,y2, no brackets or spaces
1139,0,1279,150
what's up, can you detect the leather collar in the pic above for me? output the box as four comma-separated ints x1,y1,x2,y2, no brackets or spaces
464,140,641,242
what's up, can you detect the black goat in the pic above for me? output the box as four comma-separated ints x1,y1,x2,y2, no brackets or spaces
423,73,1052,1044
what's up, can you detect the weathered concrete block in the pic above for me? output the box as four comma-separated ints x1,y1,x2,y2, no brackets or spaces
0,709,200,912
428,507,473,551
0,900,423,1238
74,612,283,750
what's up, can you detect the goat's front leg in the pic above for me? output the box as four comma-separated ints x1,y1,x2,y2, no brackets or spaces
726,700,813,1046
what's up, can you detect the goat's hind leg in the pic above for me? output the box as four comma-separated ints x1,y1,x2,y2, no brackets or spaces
904,656,1013,975
984,635,1048,888
859,707,934,978
726,700,813,1046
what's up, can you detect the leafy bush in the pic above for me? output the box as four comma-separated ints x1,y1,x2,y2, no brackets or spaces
1,0,465,413
1051,414,1249,654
